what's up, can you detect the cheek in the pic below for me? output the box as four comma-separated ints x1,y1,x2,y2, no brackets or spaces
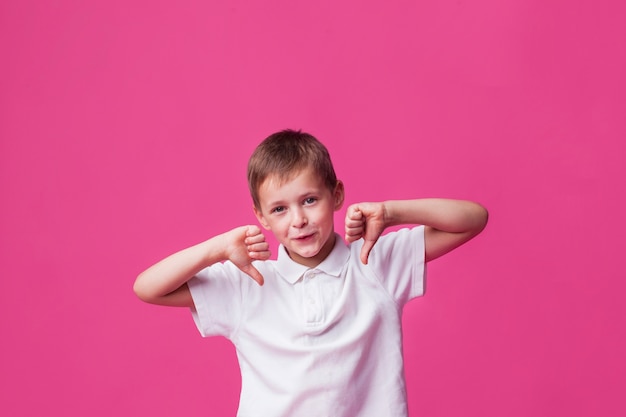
312,208,332,227
258,217,270,230
269,217,288,231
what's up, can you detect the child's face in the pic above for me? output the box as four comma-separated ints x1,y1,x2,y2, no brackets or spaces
254,167,344,268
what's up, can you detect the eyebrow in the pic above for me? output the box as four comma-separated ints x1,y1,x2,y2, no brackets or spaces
263,189,321,209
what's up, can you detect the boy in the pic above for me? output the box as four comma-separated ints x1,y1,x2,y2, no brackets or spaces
134,130,488,416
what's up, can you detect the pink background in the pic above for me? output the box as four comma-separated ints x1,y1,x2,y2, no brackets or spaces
1,1,625,416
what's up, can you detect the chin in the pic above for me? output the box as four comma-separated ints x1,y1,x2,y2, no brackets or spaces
295,249,321,259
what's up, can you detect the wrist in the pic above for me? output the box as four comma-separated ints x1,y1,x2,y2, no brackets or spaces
221,229,241,261
198,232,230,265
382,200,399,227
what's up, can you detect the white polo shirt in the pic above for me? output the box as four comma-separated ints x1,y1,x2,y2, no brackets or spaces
188,226,426,417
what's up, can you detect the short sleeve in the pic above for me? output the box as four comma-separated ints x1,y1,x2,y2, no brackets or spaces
187,261,249,338
367,226,427,306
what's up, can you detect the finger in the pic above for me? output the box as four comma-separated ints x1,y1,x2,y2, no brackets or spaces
345,222,364,234
249,251,271,261
247,241,269,252
246,230,269,256
245,225,262,237
345,207,364,242
345,234,357,243
245,233,266,245
248,246,271,261
344,227,363,243
345,216,364,228
240,264,264,286
345,205,362,221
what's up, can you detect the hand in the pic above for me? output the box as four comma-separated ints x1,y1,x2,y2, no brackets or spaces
344,202,387,264
226,225,270,285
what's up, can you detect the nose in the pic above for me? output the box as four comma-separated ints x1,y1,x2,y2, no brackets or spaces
291,207,308,228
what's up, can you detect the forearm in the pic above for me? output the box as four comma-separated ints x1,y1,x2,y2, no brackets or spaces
384,198,488,234
133,233,228,304
345,198,488,264
381,198,488,262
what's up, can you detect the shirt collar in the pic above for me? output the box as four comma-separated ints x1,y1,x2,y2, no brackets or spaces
275,234,350,284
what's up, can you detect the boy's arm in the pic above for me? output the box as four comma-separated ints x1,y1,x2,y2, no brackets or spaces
133,225,270,307
345,199,488,264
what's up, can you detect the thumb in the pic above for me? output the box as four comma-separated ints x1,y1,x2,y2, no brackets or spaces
360,238,376,265
240,263,264,286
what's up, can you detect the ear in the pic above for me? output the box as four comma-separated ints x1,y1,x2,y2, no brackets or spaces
253,205,271,230
333,180,345,211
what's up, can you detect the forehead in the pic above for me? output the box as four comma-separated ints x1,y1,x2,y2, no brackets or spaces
258,168,327,201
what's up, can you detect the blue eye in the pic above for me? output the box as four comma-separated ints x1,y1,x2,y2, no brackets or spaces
304,197,317,205
272,206,285,214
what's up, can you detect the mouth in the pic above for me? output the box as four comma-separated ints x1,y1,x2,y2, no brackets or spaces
293,233,314,241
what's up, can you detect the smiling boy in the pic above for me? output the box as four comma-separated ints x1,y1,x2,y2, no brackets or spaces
134,129,488,416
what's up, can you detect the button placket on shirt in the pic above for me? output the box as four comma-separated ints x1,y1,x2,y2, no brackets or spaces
303,270,323,324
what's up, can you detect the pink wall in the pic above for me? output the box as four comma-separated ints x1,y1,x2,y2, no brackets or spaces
1,1,624,416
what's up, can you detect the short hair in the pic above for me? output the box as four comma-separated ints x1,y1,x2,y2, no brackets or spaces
247,129,338,210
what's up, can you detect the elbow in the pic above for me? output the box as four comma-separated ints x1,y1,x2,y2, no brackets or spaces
133,277,146,301
473,203,489,235
133,273,153,303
